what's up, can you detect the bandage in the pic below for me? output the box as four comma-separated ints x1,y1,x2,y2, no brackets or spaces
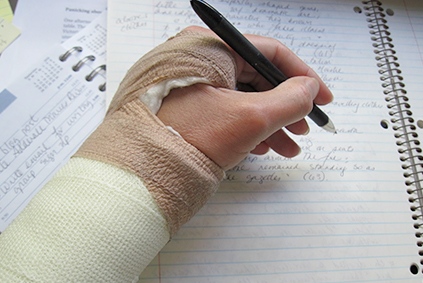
75,29,237,236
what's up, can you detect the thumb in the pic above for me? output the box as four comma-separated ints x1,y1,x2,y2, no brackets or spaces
157,76,320,170
249,76,320,138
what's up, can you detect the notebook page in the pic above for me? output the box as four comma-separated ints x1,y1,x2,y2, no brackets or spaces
106,0,422,281
106,0,263,104
0,12,107,232
106,0,155,104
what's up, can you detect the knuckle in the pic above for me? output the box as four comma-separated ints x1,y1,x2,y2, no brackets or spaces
294,80,315,116
237,101,270,134
183,25,199,32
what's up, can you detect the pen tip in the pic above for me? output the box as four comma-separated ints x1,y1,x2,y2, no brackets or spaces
322,119,336,133
190,0,222,29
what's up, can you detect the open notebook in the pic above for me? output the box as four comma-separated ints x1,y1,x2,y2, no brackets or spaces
0,12,107,232
106,0,423,281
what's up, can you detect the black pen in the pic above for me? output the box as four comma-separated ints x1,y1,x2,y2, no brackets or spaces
190,0,336,133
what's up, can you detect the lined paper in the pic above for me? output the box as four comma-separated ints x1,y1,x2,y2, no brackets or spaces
106,0,423,281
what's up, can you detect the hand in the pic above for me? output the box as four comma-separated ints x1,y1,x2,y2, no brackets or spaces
157,26,333,170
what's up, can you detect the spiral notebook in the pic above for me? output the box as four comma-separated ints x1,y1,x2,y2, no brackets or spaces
0,12,107,232
105,0,423,281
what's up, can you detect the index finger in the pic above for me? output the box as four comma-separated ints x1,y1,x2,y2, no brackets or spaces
236,33,333,106
183,26,333,106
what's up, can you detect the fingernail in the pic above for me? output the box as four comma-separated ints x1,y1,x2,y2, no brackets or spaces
295,146,302,156
305,77,319,95
303,128,310,135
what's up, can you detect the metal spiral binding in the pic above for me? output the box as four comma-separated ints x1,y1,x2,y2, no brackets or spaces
59,46,83,62
85,64,107,92
363,0,423,270
85,64,106,82
72,55,96,72
58,46,106,92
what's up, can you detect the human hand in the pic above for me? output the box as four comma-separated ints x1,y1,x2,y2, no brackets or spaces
157,26,333,170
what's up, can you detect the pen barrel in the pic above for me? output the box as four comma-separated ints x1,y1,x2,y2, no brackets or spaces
307,104,329,126
216,19,330,128
191,0,334,131
214,19,288,86
201,9,331,129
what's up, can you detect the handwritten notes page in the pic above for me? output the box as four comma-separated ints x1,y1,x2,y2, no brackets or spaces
0,12,107,232
106,0,423,281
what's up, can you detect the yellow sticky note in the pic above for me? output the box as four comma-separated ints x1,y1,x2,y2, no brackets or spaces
0,16,20,54
0,0,13,23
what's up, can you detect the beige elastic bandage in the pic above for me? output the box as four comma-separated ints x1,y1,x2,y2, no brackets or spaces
74,30,237,237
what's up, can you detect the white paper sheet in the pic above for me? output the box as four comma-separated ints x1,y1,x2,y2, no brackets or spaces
0,0,107,90
0,12,107,232
105,0,423,281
